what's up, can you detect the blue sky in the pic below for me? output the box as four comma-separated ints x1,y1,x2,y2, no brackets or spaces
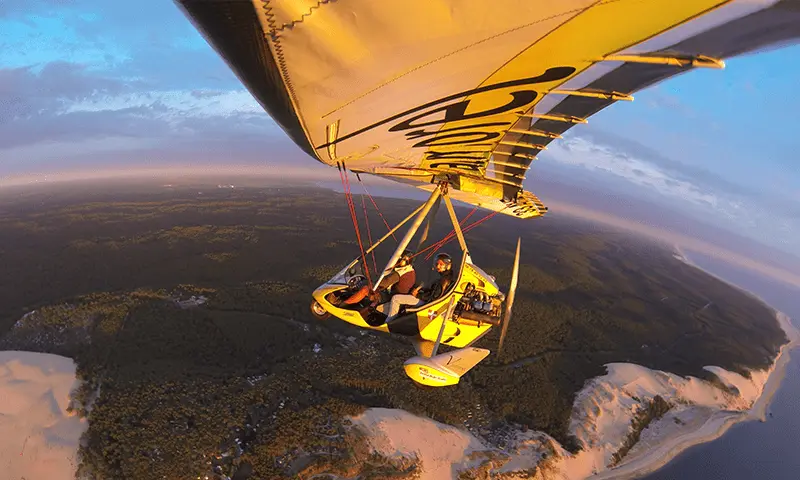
1,0,798,258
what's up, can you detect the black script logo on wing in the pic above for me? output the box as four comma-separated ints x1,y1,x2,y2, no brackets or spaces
316,66,576,170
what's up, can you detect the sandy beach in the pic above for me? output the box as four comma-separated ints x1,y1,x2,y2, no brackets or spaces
592,312,798,479
0,350,87,480
596,326,795,479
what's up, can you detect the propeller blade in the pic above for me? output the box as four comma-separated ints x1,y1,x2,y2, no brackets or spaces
498,237,521,354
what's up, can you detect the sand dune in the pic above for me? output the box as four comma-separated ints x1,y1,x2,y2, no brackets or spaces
349,311,798,479
0,351,87,480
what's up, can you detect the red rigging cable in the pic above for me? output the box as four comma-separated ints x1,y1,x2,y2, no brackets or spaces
356,174,397,242
339,166,506,283
338,164,372,287
412,206,477,260
422,207,507,261
425,206,478,259
360,193,378,276
343,169,372,286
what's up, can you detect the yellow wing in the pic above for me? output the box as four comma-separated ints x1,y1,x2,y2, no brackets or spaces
175,0,800,219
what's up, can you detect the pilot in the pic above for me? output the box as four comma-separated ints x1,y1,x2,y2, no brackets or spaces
411,252,454,303
384,252,453,322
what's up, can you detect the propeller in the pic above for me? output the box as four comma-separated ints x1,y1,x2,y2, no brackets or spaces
498,237,521,355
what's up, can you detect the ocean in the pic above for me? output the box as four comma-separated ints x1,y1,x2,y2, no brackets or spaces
641,251,800,480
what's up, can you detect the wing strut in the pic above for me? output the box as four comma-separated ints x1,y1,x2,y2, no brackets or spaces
372,185,443,289
363,203,427,256
442,191,469,254
415,195,442,255
431,296,457,357
412,207,477,261
422,207,506,261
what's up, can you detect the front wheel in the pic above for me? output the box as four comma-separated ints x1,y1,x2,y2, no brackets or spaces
310,300,330,320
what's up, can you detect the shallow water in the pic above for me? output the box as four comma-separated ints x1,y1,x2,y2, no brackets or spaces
641,252,800,480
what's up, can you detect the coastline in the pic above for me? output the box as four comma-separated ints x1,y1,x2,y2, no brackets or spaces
348,248,799,480
349,315,798,480
594,248,800,480
593,411,746,480
592,313,797,480
750,313,799,421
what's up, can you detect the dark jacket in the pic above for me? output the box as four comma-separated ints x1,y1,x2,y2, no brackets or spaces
419,269,453,302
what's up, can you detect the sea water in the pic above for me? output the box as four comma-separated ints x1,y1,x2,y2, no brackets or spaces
642,252,800,480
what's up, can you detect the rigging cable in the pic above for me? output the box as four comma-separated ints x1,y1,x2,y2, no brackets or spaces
412,206,477,260
337,163,373,287
422,207,508,261
356,174,397,241
360,192,378,277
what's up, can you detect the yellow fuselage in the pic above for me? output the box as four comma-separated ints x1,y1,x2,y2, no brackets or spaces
311,260,498,347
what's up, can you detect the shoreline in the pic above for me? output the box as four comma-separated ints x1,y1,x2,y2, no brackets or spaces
593,322,797,480
594,249,800,480
347,246,798,480
593,411,742,480
350,315,798,480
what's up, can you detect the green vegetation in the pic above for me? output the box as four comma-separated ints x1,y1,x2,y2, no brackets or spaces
0,180,788,479
610,395,673,466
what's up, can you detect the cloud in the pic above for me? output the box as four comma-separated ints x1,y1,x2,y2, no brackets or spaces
1,62,127,110
0,0,264,163
538,130,800,257
0,0,76,18
0,59,283,177
0,63,156,147
542,135,719,208
572,126,758,197
0,0,237,88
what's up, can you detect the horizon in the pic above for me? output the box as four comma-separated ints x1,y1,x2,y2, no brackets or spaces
1,0,798,275
3,167,798,291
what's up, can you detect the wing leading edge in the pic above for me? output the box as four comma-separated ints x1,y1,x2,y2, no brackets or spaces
175,0,800,219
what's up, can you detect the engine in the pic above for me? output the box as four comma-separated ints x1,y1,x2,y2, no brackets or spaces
455,283,505,326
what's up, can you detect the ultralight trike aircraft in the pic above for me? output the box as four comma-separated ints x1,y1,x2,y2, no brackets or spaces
173,0,798,385
309,182,520,387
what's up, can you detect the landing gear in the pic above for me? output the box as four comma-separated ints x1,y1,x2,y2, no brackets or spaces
310,300,330,320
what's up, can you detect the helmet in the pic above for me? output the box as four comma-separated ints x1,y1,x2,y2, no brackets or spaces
397,249,414,266
433,253,452,271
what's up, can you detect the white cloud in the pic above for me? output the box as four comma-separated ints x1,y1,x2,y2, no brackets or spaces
64,89,263,118
540,134,800,257
543,136,719,208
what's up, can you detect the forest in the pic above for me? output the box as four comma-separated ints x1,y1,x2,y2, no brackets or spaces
0,179,787,479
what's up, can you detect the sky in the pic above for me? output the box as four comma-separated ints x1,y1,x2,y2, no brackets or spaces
1,0,798,260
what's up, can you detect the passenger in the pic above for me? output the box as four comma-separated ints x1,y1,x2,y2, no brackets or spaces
342,250,415,305
376,250,416,295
